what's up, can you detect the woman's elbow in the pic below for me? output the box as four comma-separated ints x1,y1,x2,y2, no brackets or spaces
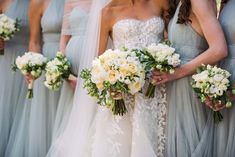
213,44,228,60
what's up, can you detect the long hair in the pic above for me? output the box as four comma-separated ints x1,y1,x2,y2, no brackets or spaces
168,0,192,24
168,0,180,19
177,0,192,24
220,0,228,12
221,0,228,3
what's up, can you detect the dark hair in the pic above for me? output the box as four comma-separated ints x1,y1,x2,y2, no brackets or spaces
168,0,192,24
222,0,228,3
167,0,180,19
177,0,192,24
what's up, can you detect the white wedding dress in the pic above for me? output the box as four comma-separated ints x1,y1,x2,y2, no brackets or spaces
86,17,167,157
47,9,167,156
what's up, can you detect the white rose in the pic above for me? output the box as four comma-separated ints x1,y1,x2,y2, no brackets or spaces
213,74,224,82
128,81,142,95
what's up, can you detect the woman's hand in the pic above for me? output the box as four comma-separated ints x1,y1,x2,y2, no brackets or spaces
109,89,123,100
67,77,77,90
151,67,187,85
25,73,34,84
204,97,226,111
226,90,235,102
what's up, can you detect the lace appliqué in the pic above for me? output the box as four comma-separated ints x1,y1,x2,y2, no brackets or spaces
112,17,165,50
105,96,135,156
133,84,167,157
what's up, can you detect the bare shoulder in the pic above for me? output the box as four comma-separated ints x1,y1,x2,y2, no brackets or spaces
101,3,114,22
101,2,124,25
191,0,215,14
151,0,169,11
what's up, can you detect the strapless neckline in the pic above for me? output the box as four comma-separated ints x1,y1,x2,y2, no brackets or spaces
112,16,163,29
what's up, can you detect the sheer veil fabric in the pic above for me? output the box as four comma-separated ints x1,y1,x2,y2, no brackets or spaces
51,0,92,143
46,0,112,156
61,0,91,36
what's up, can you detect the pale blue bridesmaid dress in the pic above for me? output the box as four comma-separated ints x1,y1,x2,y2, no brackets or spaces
214,0,235,156
52,4,90,141
166,4,214,157
27,0,64,156
0,0,29,156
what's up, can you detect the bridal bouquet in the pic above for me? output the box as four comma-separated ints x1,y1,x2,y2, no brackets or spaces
81,49,145,116
192,64,233,123
12,52,47,99
44,51,76,90
0,14,20,55
135,42,181,98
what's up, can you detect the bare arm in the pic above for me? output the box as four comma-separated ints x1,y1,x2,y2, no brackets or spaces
28,0,43,53
59,35,71,53
178,0,227,76
153,0,227,84
98,8,112,55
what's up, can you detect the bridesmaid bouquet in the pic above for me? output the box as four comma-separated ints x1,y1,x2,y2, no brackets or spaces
191,64,232,123
0,14,20,55
135,42,181,98
81,49,145,116
12,52,47,99
44,51,76,90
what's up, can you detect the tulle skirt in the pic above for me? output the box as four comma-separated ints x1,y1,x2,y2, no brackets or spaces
0,42,28,156
166,76,214,157
51,36,83,142
5,41,61,157
26,42,61,157
213,58,235,157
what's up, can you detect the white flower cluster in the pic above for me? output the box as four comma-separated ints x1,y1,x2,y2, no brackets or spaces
0,14,20,40
44,52,71,90
192,65,231,98
146,43,181,73
13,52,47,99
91,49,145,95
15,52,47,77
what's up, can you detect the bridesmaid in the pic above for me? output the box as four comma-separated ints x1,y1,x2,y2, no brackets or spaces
0,0,29,156
51,0,92,141
23,0,64,156
152,0,227,156
213,0,235,156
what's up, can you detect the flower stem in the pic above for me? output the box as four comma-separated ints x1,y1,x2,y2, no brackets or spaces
145,83,156,98
213,111,223,123
0,48,4,55
112,99,127,116
27,80,34,99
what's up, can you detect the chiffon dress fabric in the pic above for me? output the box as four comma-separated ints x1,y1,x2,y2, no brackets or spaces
4,0,65,157
0,0,29,156
214,0,235,156
51,0,91,142
166,3,214,157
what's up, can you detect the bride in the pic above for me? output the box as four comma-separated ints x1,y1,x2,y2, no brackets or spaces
47,0,169,157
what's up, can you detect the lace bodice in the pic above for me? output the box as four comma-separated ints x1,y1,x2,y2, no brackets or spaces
112,17,164,49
